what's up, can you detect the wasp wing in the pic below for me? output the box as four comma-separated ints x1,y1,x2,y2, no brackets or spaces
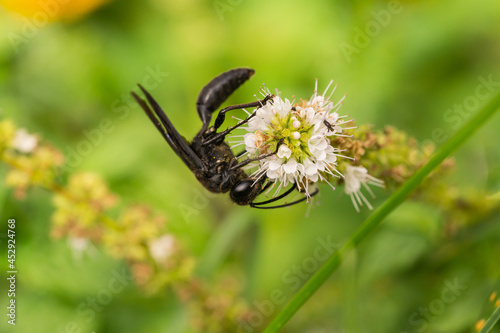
132,86,206,173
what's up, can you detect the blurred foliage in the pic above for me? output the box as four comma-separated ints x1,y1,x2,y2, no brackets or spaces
0,0,111,21
0,120,252,332
1,0,500,332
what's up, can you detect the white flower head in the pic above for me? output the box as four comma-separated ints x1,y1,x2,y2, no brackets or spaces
67,237,99,260
236,80,355,200
344,165,385,212
12,129,38,153
148,234,176,264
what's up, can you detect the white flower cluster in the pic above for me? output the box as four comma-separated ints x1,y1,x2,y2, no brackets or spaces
67,237,98,260
234,81,350,196
12,129,37,153
148,234,176,264
232,80,384,211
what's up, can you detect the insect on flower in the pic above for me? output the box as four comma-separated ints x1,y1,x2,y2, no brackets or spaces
131,68,383,210
233,80,356,201
132,68,312,208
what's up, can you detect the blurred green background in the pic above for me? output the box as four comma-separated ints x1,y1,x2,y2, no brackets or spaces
1,0,500,332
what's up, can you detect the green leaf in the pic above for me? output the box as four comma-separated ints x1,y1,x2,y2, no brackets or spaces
477,303,500,333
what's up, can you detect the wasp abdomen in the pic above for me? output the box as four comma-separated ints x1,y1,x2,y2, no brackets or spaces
196,68,255,126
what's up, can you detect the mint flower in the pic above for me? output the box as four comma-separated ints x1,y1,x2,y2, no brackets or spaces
237,81,354,198
344,165,384,212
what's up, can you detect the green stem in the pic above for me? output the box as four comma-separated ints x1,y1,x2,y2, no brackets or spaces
196,210,253,277
478,302,500,333
263,91,500,333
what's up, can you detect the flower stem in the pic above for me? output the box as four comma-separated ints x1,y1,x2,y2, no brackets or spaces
196,210,253,277
478,302,500,333
263,90,500,333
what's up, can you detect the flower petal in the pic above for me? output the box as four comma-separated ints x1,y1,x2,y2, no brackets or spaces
277,144,292,159
313,149,327,161
268,158,283,171
283,158,298,174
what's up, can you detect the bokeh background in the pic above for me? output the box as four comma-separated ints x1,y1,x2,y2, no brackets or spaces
1,0,500,332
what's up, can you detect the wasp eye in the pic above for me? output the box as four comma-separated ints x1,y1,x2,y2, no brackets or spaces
230,180,254,205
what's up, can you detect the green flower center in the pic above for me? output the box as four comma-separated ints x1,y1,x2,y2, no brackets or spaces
263,112,314,163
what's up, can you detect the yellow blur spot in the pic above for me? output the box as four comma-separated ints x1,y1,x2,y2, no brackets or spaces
490,292,497,301
475,319,485,331
0,0,110,22
496,299,500,307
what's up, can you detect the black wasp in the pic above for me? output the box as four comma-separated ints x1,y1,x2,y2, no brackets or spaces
131,68,318,209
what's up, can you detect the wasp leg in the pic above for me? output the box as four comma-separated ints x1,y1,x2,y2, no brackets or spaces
236,150,247,158
202,93,272,146
212,94,273,130
203,106,262,146
251,184,297,206
229,138,284,171
132,86,206,173
250,186,319,209
197,68,255,132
